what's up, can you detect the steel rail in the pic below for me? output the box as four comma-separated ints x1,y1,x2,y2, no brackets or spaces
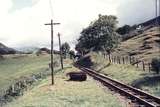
78,66,160,107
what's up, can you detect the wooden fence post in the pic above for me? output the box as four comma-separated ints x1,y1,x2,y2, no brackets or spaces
119,56,121,64
122,57,125,64
112,56,114,63
132,57,135,65
108,54,111,63
129,56,132,64
136,59,139,68
148,63,151,72
142,61,145,71
125,56,128,64
11,84,15,93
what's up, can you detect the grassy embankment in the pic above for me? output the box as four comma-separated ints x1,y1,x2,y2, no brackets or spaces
0,54,63,94
113,27,160,63
90,52,160,97
5,66,123,107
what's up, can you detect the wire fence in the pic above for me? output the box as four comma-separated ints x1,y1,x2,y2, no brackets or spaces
105,55,154,72
0,68,52,107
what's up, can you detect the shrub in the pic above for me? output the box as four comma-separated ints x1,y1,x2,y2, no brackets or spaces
151,58,160,74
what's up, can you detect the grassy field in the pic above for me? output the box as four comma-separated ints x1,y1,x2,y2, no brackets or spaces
5,66,124,107
0,54,62,93
90,52,160,97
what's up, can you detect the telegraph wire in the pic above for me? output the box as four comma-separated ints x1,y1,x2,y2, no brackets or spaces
49,0,54,18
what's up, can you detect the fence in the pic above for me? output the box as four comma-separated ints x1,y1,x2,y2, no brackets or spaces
105,55,153,72
0,68,51,107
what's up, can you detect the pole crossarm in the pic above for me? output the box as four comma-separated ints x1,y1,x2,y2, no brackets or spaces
44,19,60,85
45,23,60,25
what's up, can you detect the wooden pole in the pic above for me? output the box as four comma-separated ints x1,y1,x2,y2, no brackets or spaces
142,61,145,71
148,63,151,72
122,57,125,64
136,59,139,68
155,0,158,26
129,56,132,64
58,33,63,69
45,19,60,85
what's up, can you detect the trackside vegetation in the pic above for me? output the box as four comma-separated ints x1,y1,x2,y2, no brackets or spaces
5,66,124,107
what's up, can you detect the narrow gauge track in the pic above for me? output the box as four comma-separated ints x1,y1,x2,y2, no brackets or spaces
77,66,160,107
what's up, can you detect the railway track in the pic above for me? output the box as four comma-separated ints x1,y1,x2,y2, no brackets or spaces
77,66,160,107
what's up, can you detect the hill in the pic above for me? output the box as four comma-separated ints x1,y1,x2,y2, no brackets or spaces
113,26,160,63
0,43,17,55
138,16,160,27
15,46,40,54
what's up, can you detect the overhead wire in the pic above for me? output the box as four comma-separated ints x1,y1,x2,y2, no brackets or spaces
49,0,54,18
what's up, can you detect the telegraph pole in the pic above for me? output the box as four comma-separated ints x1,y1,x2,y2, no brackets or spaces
155,0,158,26
58,33,64,69
45,19,60,85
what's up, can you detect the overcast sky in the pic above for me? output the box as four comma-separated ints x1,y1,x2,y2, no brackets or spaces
0,0,157,49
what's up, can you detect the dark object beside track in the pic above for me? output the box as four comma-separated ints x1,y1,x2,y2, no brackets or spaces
77,65,160,107
66,72,87,81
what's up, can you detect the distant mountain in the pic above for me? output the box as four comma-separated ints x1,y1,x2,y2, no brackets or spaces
0,43,17,55
36,47,60,55
15,46,40,53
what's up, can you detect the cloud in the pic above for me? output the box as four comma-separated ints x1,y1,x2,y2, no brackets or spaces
117,0,156,26
0,0,157,49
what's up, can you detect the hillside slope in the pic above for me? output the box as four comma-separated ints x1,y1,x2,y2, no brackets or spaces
0,42,17,54
113,26,160,62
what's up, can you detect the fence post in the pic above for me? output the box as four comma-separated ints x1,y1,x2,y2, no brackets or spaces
108,54,111,63
119,56,121,64
112,56,114,63
132,57,135,65
122,57,125,64
125,56,128,64
11,84,15,94
111,56,112,63
142,61,145,71
136,59,139,68
129,56,132,64
148,63,151,72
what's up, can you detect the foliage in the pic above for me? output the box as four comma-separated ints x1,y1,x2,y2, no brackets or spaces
61,42,70,58
151,58,160,74
76,14,119,54
116,25,131,35
69,50,75,59
6,66,123,107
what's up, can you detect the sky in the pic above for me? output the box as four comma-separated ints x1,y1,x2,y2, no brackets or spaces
0,0,158,49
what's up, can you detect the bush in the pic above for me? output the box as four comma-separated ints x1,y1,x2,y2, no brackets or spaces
151,58,160,74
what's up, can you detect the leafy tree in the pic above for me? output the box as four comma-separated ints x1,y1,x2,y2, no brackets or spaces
61,42,70,58
76,14,119,57
116,25,131,35
69,50,75,59
151,58,160,74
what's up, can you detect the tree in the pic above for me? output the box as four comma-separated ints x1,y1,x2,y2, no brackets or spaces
61,42,70,58
69,50,75,59
151,58,160,74
116,25,131,35
76,14,119,58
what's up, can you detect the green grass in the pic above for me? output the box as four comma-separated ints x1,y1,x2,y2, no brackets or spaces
89,52,160,97
0,54,61,93
5,66,123,107
113,26,160,63
99,64,144,84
